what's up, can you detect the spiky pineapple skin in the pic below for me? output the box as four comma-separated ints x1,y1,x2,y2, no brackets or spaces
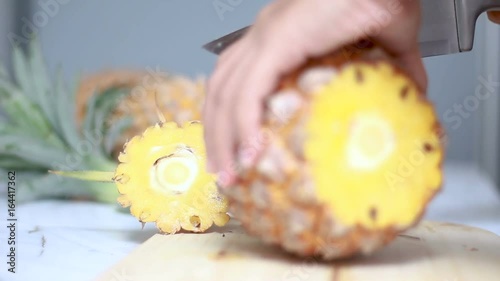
223,43,444,259
76,71,205,155
109,74,205,140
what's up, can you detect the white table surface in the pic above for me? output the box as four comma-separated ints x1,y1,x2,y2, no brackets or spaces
1,162,500,281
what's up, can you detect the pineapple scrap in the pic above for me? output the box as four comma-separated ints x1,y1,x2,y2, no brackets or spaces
114,121,229,234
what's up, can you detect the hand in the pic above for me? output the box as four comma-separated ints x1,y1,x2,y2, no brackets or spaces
203,0,425,185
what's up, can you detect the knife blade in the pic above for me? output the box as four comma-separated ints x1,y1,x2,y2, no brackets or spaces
203,26,251,56
203,0,500,57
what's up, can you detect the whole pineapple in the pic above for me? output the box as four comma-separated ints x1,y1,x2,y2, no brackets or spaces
76,70,205,155
223,42,444,259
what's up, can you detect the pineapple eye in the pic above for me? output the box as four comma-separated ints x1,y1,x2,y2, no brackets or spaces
400,85,409,99
189,216,201,228
369,207,378,221
355,68,364,83
423,142,434,152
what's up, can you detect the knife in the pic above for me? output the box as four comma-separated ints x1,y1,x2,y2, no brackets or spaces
203,0,500,57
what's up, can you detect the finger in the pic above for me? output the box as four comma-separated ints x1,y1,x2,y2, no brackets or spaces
393,46,428,92
204,41,246,172
234,95,264,170
204,39,246,125
211,55,253,183
369,2,425,91
214,39,246,77
204,39,246,118
234,58,278,170
204,75,223,172
488,11,500,24
203,77,215,171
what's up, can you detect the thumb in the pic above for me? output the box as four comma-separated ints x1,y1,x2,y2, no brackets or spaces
488,11,500,24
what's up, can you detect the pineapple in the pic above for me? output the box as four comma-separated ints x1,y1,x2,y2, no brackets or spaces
113,121,229,233
222,42,444,259
76,70,205,156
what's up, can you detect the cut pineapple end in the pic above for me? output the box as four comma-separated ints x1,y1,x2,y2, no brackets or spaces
114,122,229,234
305,62,443,230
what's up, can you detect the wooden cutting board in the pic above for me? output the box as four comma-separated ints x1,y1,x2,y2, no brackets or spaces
96,221,500,281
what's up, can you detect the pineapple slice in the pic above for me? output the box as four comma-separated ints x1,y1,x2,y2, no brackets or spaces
114,121,229,234
224,43,444,259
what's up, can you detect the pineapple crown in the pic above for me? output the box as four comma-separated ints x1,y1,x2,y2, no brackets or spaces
0,39,131,203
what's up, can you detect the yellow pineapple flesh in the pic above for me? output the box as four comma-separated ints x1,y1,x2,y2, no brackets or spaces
223,43,444,259
114,121,229,234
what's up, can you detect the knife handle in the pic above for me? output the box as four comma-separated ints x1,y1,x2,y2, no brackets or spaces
456,0,500,52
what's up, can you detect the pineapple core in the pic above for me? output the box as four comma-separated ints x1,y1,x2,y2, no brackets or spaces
347,114,395,170
151,148,199,194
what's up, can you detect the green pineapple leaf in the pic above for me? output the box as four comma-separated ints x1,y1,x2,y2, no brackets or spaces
82,89,99,136
28,39,60,134
0,155,45,170
0,60,8,79
0,83,53,136
92,87,129,155
54,67,81,151
15,171,118,203
12,46,38,105
0,134,69,167
104,116,133,155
